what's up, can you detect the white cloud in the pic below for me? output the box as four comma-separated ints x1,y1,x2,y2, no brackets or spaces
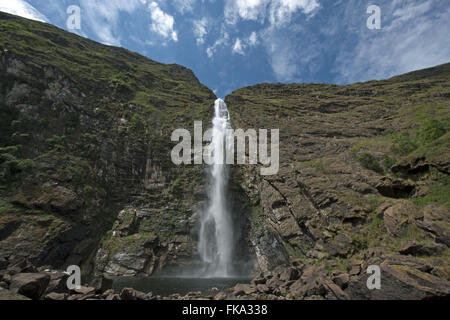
148,2,178,42
225,0,268,25
79,0,143,46
335,0,450,83
206,31,229,58
224,0,319,27
0,0,48,22
173,0,197,14
232,38,245,55
269,0,320,27
231,32,259,55
248,31,258,46
193,17,208,45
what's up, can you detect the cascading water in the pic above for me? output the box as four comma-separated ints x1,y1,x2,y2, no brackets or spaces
198,98,234,277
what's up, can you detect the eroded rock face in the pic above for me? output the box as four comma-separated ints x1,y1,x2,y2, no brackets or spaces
224,66,450,298
0,12,216,275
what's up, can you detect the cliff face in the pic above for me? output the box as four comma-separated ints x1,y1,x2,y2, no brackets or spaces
0,12,216,275
224,64,450,297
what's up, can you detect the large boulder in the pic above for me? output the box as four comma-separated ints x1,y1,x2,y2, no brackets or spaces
399,242,446,256
416,205,450,246
345,255,450,300
378,201,422,237
9,273,50,299
43,271,69,294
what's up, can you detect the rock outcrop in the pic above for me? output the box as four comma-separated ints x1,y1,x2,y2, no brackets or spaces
0,12,216,276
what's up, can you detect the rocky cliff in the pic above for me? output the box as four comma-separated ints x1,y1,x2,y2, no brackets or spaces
0,12,449,300
224,63,450,298
0,12,216,277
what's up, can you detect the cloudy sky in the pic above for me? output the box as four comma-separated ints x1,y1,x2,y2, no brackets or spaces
1,0,449,97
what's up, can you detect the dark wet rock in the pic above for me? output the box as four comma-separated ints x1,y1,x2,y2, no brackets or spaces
90,275,113,293
279,267,301,282
43,271,69,294
119,287,151,300
332,273,349,290
9,273,50,300
399,242,446,256
0,258,9,270
376,177,415,198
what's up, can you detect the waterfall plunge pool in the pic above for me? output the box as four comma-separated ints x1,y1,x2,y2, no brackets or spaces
109,276,251,296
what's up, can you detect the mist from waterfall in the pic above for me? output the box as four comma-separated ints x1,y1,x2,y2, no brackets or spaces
197,98,234,277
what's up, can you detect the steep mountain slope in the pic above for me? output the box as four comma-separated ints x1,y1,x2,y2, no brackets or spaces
225,62,450,298
0,12,216,275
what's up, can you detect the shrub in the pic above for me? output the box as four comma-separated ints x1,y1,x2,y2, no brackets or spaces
383,155,397,172
357,152,384,174
391,131,418,156
419,119,447,143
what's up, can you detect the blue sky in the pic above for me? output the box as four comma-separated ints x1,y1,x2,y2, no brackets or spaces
1,0,449,97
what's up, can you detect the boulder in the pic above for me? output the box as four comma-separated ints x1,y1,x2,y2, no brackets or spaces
279,267,301,282
44,292,66,300
44,271,69,294
379,201,421,237
416,205,450,246
345,258,450,299
399,242,446,256
9,273,50,299
120,287,150,300
105,293,120,300
266,276,284,290
233,283,257,295
332,273,349,290
90,275,113,293
72,286,95,295
0,258,9,270
256,284,271,294
323,279,349,300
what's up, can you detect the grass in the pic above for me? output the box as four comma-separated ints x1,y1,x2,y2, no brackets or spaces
300,158,333,175
412,175,450,209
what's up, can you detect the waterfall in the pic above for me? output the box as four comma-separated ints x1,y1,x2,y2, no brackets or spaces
198,98,234,277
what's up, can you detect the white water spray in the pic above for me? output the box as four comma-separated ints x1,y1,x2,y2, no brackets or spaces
198,98,234,277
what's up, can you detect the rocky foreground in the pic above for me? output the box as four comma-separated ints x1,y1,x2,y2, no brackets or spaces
1,246,450,300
